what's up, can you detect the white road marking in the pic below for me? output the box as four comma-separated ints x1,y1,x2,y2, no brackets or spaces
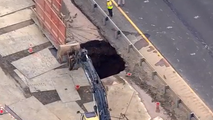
177,59,180,62
194,16,200,19
190,53,196,55
167,26,173,29
144,0,149,3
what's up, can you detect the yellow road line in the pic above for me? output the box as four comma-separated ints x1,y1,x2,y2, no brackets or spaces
111,0,213,115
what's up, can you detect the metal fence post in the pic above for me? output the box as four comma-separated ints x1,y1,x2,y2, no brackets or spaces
139,58,145,66
92,3,97,12
163,85,169,95
152,71,157,80
103,16,109,26
188,112,194,120
115,30,121,39
127,44,133,53
176,99,182,108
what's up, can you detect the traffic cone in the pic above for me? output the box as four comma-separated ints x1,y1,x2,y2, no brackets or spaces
28,44,33,53
126,72,132,77
0,108,4,115
75,85,80,90
155,102,160,113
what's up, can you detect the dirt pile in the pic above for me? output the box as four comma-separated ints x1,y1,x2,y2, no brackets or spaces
80,40,125,79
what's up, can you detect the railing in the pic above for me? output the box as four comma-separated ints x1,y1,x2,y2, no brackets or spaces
73,0,200,119
2,105,23,120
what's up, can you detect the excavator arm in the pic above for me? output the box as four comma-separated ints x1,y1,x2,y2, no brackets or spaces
69,49,111,120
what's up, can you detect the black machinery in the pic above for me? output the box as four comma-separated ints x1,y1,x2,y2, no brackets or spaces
69,49,111,120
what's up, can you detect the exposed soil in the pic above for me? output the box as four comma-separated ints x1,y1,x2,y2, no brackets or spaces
80,40,125,79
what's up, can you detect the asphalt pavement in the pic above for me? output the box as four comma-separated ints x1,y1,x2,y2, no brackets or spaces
119,0,213,110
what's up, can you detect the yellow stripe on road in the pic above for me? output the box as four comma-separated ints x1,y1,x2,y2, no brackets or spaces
111,0,213,116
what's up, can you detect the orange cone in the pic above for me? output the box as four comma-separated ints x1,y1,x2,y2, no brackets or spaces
156,102,160,113
126,72,132,77
75,85,80,90
0,108,4,115
28,44,33,53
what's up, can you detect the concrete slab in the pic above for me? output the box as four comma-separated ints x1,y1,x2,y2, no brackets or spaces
102,76,125,86
9,96,59,120
27,70,57,92
0,24,48,56
17,67,89,93
0,114,12,120
14,69,29,85
0,0,34,17
124,92,151,120
0,85,25,105
107,81,151,120
45,101,83,120
0,68,18,86
52,73,81,102
83,102,95,112
12,48,61,79
0,9,32,28
0,68,25,105
55,68,90,86
69,68,90,86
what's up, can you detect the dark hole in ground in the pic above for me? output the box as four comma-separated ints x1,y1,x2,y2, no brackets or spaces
80,40,125,79
32,90,61,105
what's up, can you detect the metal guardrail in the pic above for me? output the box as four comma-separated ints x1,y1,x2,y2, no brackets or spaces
0,105,23,120
77,0,200,119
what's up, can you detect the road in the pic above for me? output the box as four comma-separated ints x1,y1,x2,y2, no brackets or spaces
120,0,213,110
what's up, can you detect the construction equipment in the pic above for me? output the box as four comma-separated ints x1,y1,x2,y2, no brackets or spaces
68,48,111,120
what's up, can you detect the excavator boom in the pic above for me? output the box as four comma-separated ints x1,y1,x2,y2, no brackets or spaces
69,49,111,120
